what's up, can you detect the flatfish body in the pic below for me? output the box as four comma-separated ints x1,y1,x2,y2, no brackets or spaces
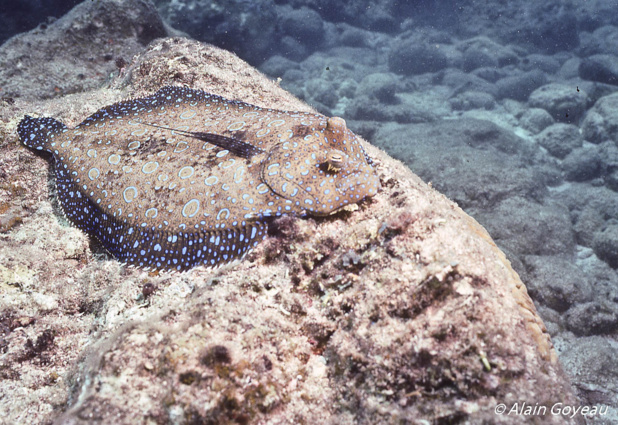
18,86,380,271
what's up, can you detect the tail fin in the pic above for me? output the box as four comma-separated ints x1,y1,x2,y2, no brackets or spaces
18,115,67,151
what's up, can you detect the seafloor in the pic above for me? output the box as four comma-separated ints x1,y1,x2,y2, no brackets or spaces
0,0,617,424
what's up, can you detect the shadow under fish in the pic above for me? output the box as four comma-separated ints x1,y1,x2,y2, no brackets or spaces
18,86,380,271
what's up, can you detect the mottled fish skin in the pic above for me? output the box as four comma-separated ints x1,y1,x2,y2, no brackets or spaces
17,86,381,271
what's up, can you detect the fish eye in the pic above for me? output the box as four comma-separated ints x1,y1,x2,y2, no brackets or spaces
324,149,344,173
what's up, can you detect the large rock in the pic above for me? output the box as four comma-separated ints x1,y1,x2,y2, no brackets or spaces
388,36,449,75
0,4,577,425
584,92,618,144
0,0,168,100
496,69,548,102
522,256,592,313
528,83,588,124
535,123,583,159
593,224,618,269
579,54,618,85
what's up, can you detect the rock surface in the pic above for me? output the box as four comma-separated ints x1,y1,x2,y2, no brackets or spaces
0,4,578,424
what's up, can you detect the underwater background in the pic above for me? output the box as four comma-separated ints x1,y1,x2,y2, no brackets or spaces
2,0,618,421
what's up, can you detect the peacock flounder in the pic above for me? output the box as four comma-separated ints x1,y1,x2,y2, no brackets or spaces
18,86,380,271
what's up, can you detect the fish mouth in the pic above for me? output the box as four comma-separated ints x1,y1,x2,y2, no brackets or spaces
333,165,381,202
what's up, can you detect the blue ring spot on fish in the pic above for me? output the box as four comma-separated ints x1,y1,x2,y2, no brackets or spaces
182,199,200,218
256,183,269,194
227,121,245,131
88,168,100,180
216,150,229,158
131,129,147,136
142,161,159,174
217,208,230,220
256,128,270,137
268,119,286,127
145,208,158,219
205,175,218,186
179,110,197,120
123,186,138,203
233,166,246,183
108,154,121,165
174,141,189,153
178,166,194,179
220,158,236,169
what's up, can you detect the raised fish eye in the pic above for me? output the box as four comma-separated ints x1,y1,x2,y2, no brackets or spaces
325,149,344,172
